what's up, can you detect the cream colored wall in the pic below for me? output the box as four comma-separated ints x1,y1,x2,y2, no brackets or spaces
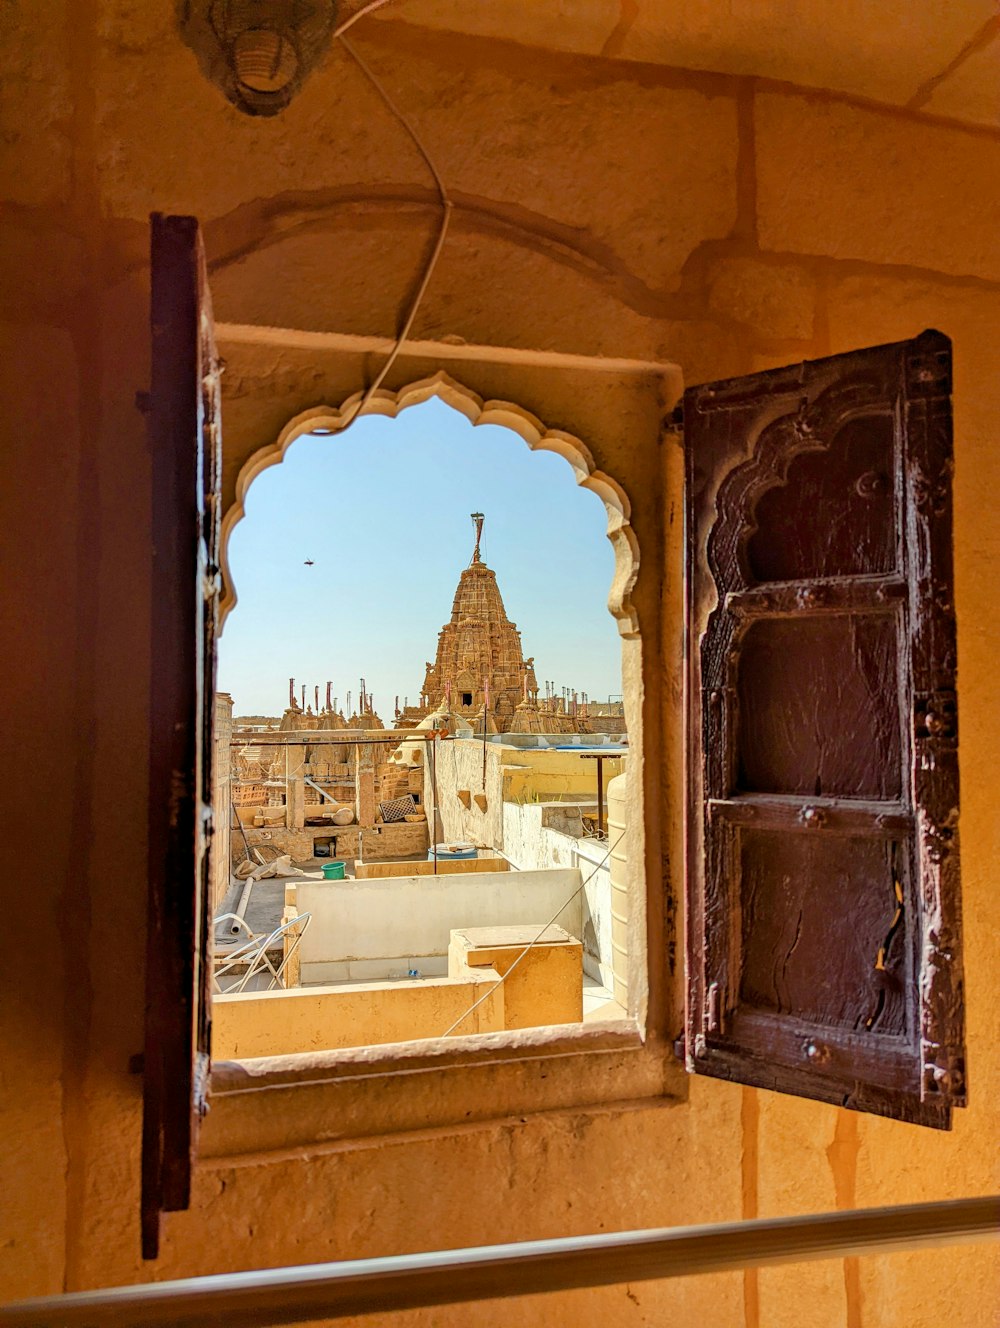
502,747,625,802
502,802,615,986
2,7,999,1326
295,867,584,984
431,740,623,847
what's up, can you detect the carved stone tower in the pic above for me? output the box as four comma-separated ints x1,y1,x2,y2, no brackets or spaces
420,514,537,730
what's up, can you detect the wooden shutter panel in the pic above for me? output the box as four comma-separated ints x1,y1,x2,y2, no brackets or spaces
142,214,223,1258
684,330,965,1128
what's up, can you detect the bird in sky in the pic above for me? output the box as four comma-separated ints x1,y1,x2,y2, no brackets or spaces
304,559,314,566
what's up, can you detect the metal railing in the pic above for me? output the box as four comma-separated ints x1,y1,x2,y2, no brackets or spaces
2,1196,996,1327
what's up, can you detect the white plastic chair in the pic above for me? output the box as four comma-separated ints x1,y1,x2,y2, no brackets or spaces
212,912,312,994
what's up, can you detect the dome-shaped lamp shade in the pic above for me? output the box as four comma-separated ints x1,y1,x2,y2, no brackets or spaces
178,0,338,116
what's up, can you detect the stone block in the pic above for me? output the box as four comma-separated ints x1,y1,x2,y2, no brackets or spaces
758,1259,847,1328
450,923,583,1029
756,92,1000,281
615,0,996,108
856,1243,1000,1328
0,221,87,310
707,256,815,341
94,24,737,300
0,4,72,205
212,972,504,1058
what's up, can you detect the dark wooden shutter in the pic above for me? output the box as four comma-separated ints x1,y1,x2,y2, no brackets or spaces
684,330,965,1128
142,214,223,1258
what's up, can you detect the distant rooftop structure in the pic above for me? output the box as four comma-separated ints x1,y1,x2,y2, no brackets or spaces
415,512,536,731
242,513,620,739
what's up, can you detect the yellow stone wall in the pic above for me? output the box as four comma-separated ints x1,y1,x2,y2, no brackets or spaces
500,747,625,799
354,856,509,878
450,930,584,1030
2,6,998,1325
212,973,506,1059
431,740,625,846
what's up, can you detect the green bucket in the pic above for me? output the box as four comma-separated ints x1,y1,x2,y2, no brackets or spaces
322,860,346,881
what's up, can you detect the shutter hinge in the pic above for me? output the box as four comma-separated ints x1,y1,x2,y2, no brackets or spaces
705,982,722,1034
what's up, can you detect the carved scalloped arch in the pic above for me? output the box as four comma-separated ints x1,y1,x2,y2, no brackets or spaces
219,370,640,639
706,377,887,597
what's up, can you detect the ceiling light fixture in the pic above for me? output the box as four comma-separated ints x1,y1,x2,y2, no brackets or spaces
178,0,338,116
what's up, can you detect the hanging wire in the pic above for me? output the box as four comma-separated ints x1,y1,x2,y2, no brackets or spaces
439,832,626,1038
323,7,453,432
331,0,396,41
272,1,610,1048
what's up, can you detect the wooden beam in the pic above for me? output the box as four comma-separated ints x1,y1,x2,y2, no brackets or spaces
231,730,442,745
3,1196,996,1327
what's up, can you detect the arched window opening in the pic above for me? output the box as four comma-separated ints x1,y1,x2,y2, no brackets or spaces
211,395,640,1060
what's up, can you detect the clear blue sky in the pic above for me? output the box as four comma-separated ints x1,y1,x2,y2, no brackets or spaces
218,397,622,718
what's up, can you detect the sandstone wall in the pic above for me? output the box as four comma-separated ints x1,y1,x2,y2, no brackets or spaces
2,7,998,1326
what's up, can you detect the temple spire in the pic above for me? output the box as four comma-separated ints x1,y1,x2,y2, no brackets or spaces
470,511,485,564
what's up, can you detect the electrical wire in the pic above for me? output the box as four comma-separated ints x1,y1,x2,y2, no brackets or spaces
286,4,607,1043
439,831,626,1038
324,17,453,433
331,0,397,42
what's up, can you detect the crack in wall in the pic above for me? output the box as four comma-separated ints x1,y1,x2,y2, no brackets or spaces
600,0,640,60
827,1111,863,1328
907,13,1000,110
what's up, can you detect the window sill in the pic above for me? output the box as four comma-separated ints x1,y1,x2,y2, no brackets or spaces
201,1020,685,1163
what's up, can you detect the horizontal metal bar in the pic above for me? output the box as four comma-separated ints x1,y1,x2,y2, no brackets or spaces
4,1197,996,1327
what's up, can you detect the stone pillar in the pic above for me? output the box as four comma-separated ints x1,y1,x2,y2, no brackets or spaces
355,742,376,828
211,693,234,910
285,743,305,829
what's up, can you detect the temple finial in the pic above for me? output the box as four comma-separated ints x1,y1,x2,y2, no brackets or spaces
470,511,484,564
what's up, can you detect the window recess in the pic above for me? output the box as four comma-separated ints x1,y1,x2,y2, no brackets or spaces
138,212,658,1259
138,209,964,1265
683,331,965,1129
